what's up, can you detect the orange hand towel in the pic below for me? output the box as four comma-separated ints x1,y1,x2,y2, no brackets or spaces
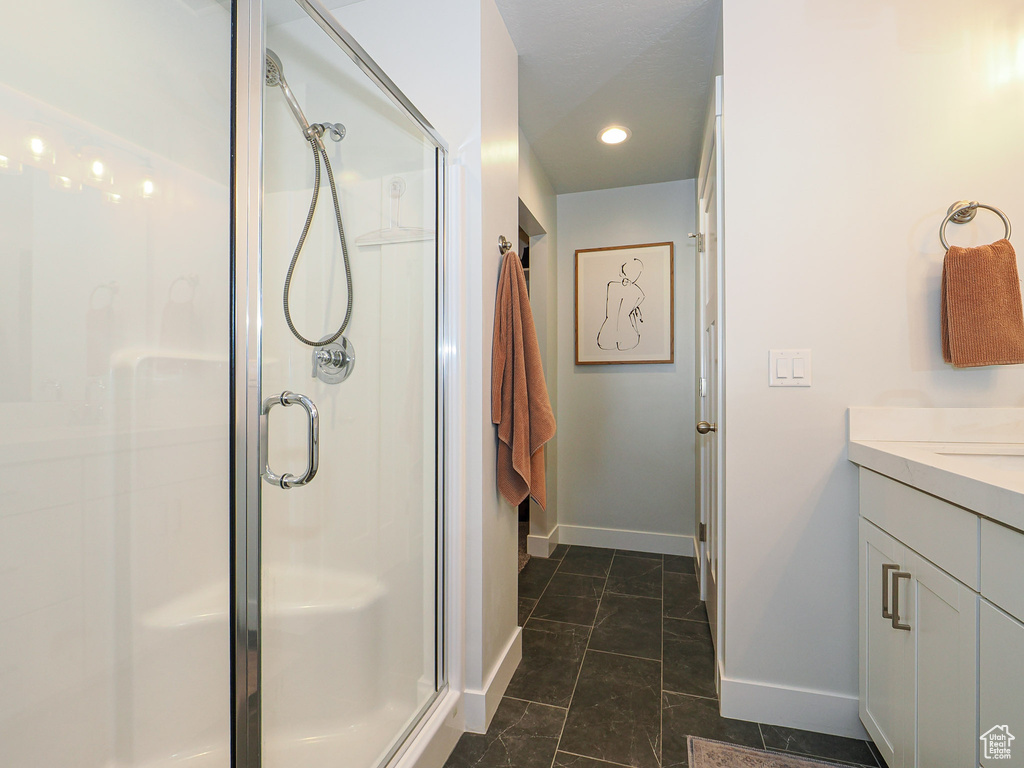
941,239,1024,368
491,250,556,509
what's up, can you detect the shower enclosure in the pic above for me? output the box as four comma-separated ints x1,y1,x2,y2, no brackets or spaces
0,1,448,767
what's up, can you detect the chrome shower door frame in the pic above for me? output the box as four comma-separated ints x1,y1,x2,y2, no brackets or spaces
230,2,450,767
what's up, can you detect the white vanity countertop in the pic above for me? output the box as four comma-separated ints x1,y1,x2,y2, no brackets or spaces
848,408,1024,533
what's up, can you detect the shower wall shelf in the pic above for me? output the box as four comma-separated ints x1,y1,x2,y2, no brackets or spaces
357,175,434,245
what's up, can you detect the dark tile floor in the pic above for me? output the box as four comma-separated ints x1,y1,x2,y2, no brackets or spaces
446,545,883,768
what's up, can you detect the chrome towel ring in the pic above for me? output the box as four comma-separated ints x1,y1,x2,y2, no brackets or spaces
939,200,1012,250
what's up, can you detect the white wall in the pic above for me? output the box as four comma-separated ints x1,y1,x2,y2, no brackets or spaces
720,0,1024,738
518,131,559,551
336,0,521,736
556,181,697,553
474,0,522,731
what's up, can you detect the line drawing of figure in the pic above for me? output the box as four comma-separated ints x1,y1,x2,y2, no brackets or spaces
597,258,645,351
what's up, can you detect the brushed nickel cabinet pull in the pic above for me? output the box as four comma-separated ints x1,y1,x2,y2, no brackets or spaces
882,563,899,619
891,571,911,631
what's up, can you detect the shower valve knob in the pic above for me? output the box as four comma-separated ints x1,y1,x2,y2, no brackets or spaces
316,348,349,368
312,336,356,385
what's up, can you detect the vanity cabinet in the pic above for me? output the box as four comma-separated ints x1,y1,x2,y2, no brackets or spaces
859,519,977,768
849,406,1024,768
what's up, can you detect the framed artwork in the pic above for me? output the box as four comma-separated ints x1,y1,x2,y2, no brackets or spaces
574,241,674,365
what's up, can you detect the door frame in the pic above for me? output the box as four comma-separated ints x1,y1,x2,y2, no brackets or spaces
229,2,451,766
694,75,725,685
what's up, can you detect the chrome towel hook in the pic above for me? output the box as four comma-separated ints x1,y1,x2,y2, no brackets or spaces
498,235,512,256
939,200,1012,250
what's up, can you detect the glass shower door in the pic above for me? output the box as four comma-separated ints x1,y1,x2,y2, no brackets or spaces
252,3,446,768
1,2,232,767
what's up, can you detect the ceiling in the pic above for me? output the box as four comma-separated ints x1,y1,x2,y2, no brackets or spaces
494,0,720,194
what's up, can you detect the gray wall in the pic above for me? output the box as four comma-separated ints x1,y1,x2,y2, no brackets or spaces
556,180,697,549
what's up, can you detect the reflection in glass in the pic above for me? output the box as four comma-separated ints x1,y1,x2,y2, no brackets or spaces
0,0,232,765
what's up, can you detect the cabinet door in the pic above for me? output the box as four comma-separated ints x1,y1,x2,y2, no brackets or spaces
979,600,1024,768
860,519,909,768
903,550,978,768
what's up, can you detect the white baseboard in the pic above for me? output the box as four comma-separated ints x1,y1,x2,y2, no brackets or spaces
557,524,694,557
719,675,868,740
390,688,464,768
526,524,560,557
463,627,523,733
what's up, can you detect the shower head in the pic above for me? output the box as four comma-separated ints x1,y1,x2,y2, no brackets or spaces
265,49,285,87
265,48,313,137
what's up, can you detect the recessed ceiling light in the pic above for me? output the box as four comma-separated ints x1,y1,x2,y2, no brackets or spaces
599,126,630,145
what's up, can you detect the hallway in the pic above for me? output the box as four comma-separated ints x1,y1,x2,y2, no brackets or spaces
445,546,882,768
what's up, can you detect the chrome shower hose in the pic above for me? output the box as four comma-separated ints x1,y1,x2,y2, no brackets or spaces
282,133,353,347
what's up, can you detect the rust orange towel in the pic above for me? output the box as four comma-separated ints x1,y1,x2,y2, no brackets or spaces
492,250,556,508
941,239,1024,368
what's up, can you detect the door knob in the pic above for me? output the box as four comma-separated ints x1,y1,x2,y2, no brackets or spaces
696,421,717,434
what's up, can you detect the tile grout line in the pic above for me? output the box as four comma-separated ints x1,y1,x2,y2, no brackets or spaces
548,547,611,768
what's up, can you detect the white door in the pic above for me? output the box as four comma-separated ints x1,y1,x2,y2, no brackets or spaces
695,76,724,667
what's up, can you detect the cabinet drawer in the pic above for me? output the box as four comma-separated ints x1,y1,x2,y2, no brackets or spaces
860,469,980,589
981,519,1024,623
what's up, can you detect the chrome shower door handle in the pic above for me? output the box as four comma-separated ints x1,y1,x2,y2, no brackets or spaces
261,391,319,488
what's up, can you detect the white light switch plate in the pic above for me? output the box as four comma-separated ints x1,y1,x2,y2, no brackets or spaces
770,349,811,387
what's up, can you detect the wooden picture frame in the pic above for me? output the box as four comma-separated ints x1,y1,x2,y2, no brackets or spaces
574,241,674,365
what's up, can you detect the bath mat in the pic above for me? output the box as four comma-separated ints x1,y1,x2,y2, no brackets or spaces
518,522,530,572
688,737,853,768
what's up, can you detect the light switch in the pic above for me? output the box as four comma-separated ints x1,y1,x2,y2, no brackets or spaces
770,349,812,387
